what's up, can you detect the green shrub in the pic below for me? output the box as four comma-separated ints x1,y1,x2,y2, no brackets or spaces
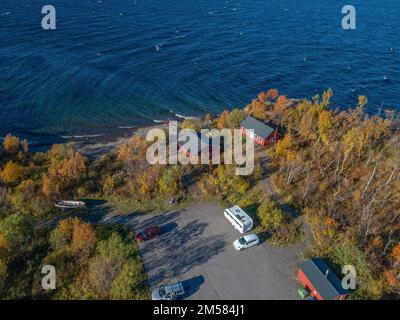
257,199,285,233
269,221,303,247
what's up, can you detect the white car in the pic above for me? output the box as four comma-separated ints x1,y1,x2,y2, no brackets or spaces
233,233,260,251
151,282,185,300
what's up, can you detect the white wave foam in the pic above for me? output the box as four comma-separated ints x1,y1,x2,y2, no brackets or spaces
175,113,196,120
61,134,105,139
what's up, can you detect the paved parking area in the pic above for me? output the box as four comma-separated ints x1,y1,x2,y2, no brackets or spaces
130,202,305,300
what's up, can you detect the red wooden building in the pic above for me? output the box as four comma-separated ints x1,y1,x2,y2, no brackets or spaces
240,116,280,147
298,259,350,300
178,133,220,158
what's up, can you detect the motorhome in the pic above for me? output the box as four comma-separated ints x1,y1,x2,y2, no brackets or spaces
224,206,253,233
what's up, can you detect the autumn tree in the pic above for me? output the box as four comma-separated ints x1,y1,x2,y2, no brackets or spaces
42,151,87,197
71,221,96,256
257,92,267,104
110,260,147,299
181,119,197,130
102,176,117,195
116,135,148,179
42,173,61,198
49,217,95,256
274,95,288,110
158,166,181,195
391,243,400,265
182,118,203,131
1,161,25,184
87,232,136,299
2,134,20,154
0,213,33,252
275,133,294,160
58,152,87,185
266,89,279,101
226,108,244,129
318,110,333,143
10,179,36,213
217,111,229,130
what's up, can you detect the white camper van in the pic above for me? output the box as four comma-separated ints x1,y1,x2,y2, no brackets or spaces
224,206,253,233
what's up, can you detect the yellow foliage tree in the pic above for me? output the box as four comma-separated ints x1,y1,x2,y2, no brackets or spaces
0,234,8,251
58,152,87,184
2,134,20,154
1,161,24,184
181,119,200,130
318,110,333,143
275,134,294,160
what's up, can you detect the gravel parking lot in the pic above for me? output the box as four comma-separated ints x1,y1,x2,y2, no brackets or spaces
131,202,305,300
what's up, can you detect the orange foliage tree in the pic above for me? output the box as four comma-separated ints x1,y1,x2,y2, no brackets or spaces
51,217,96,256
41,151,87,198
391,243,400,264
71,220,96,256
217,111,229,130
274,95,288,110
266,89,279,101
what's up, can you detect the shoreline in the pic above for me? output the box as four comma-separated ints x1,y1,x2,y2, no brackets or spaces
75,122,170,159
17,112,210,155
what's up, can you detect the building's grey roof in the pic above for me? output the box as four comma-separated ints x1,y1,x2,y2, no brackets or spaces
240,116,275,139
299,259,349,300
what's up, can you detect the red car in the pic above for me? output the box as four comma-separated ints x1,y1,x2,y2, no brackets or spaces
136,225,161,242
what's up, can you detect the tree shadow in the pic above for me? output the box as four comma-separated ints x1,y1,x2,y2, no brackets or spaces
35,200,115,229
160,222,178,235
181,275,205,299
138,214,226,286
131,210,181,231
279,203,300,219
81,198,108,206
242,203,260,223
77,202,118,224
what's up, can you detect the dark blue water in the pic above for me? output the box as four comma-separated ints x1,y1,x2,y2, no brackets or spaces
1,0,399,146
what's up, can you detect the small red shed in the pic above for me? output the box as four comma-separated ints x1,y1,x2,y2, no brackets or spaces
178,133,219,158
240,116,280,147
298,258,350,300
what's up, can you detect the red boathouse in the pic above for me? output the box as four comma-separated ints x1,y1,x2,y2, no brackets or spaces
240,116,280,147
297,258,350,300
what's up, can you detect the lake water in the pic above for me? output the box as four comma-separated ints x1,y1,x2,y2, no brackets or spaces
1,0,399,147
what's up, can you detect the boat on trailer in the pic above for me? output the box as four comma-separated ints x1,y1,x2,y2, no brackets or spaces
55,200,86,209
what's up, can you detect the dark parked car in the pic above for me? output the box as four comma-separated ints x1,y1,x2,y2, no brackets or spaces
136,225,161,242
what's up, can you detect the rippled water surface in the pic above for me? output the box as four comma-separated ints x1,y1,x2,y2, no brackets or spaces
0,0,399,145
